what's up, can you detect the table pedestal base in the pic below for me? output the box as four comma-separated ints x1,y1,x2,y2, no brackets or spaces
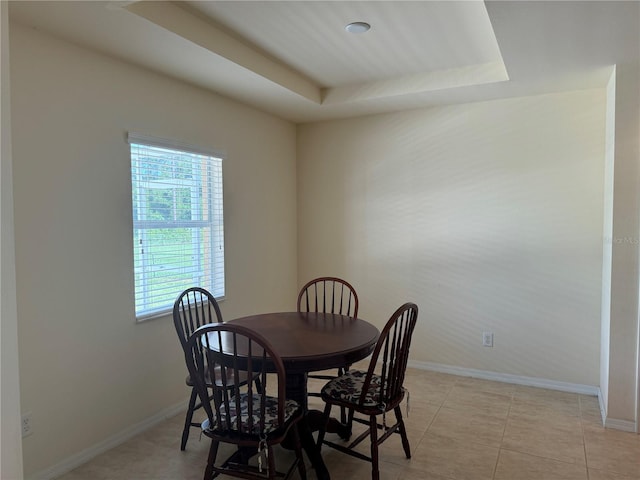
306,409,351,439
284,373,356,479
283,373,327,479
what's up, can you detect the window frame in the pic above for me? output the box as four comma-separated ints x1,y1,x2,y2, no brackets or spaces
127,133,226,322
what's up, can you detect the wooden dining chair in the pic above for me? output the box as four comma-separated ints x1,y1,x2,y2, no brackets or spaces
185,323,307,480
297,277,359,427
316,302,418,480
172,287,259,450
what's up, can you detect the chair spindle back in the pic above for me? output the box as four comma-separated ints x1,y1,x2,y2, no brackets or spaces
297,277,359,317
361,302,418,408
173,287,223,350
186,323,288,436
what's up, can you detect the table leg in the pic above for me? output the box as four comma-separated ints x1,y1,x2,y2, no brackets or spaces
285,372,309,408
286,373,330,480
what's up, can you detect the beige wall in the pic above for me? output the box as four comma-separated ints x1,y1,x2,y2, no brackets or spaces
10,24,297,477
297,90,606,387
1,2,24,479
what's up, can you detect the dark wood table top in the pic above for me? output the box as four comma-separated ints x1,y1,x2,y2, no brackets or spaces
227,311,379,374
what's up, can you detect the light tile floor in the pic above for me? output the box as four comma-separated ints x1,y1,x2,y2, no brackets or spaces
57,364,640,480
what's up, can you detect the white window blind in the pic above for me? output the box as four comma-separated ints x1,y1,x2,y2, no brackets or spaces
128,134,225,320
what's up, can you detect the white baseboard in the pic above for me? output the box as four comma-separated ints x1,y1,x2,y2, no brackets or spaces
597,387,607,425
408,360,600,396
597,388,638,433
604,417,638,432
408,361,640,433
29,400,188,480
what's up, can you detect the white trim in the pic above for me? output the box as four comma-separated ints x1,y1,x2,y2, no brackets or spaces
128,138,226,318
136,296,227,324
408,360,600,396
636,298,640,434
27,400,188,480
135,305,172,323
595,388,638,432
127,132,226,159
604,417,638,433
597,387,608,426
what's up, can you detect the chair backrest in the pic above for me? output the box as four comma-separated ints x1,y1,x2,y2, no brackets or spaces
173,287,224,351
297,277,359,317
359,302,418,408
184,323,288,436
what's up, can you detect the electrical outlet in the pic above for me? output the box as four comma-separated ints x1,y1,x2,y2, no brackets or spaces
482,332,494,347
21,412,33,437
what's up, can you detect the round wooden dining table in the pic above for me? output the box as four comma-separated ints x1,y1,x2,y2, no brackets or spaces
227,311,380,480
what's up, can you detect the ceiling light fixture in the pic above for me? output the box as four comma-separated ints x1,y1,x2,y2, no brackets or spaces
345,22,371,34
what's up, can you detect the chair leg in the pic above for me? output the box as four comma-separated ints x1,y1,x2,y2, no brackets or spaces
394,405,411,458
181,388,199,450
254,376,263,394
369,415,380,480
338,365,351,428
267,445,276,480
340,407,355,440
291,423,307,480
316,402,332,448
204,439,219,480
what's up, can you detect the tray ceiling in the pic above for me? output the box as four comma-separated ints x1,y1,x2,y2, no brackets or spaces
8,1,639,123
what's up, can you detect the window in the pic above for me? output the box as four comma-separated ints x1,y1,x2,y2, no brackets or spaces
128,134,225,320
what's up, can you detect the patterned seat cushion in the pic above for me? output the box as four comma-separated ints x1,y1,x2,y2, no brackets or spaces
321,369,385,407
209,394,300,435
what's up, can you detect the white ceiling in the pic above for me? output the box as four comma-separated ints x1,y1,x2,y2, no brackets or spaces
187,1,504,87
8,1,640,123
